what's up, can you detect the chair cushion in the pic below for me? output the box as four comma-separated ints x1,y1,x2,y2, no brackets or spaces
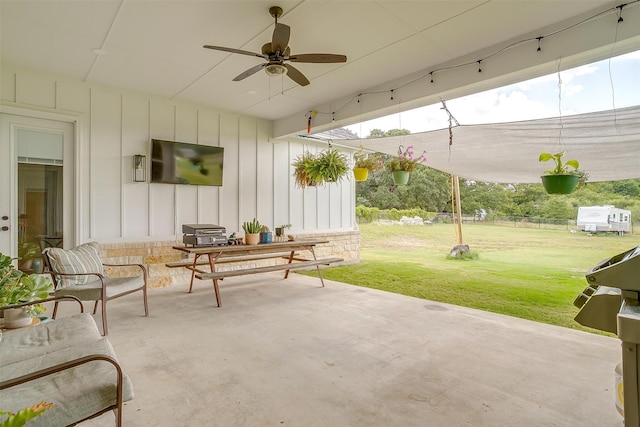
0,313,102,365
46,242,106,287
0,338,134,427
54,276,145,301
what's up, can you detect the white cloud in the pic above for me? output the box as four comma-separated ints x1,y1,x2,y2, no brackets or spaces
563,83,583,97
448,90,555,125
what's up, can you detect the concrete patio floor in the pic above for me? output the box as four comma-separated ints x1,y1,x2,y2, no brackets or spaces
72,273,622,426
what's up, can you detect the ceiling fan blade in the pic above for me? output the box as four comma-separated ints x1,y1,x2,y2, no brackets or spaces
284,64,310,86
203,45,267,59
233,63,267,81
271,23,290,53
288,53,347,63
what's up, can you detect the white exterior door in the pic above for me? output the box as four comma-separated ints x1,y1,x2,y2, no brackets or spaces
0,114,73,264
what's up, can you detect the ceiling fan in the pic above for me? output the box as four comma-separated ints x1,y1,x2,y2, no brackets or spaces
203,6,347,86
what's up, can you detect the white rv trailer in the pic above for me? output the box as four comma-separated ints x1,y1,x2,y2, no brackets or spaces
576,205,631,234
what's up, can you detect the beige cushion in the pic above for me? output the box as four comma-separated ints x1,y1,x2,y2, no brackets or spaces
45,242,106,287
0,313,102,366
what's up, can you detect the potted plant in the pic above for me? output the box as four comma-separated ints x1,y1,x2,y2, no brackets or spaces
0,253,53,328
292,149,349,188
306,149,350,185
539,151,584,194
259,225,273,244
292,152,318,188
18,240,43,273
386,145,427,185
275,224,291,237
242,218,262,245
353,150,382,182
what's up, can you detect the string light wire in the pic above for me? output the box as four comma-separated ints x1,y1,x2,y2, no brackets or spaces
609,6,624,130
556,57,565,152
309,1,637,127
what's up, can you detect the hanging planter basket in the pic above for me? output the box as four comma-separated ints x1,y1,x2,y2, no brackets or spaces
353,168,369,182
541,174,580,194
392,171,410,186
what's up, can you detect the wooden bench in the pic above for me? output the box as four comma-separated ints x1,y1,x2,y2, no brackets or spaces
169,240,343,306
195,257,344,280
165,253,294,269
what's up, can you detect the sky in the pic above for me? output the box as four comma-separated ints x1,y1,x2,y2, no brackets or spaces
347,50,640,138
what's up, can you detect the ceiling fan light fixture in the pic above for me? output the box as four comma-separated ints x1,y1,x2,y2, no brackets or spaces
265,63,287,77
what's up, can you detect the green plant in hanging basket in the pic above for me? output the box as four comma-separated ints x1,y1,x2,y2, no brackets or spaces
292,149,349,187
308,149,349,183
292,152,318,188
386,145,427,173
539,151,579,175
353,148,383,172
539,151,585,194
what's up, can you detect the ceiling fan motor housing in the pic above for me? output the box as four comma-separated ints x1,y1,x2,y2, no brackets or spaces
265,63,288,77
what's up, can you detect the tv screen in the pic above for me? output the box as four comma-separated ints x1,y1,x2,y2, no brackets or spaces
151,139,224,186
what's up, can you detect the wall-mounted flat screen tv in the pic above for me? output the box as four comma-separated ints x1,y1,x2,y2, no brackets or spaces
151,139,224,186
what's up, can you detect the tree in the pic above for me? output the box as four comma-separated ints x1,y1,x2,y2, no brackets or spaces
398,167,451,211
506,184,546,217
611,180,640,197
368,128,410,138
459,181,512,215
541,197,573,219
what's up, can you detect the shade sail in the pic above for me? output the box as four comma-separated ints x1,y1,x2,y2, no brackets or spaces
336,105,640,183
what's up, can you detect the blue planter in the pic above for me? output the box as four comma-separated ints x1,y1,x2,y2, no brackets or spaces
260,232,273,244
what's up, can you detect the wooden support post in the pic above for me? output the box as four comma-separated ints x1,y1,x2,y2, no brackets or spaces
454,175,463,245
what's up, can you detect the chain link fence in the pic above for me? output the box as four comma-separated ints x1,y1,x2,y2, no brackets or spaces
356,208,638,235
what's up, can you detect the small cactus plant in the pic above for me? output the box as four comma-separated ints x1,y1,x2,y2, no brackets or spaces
242,218,262,234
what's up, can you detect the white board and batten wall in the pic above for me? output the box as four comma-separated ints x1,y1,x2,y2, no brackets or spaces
577,205,631,234
1,65,357,247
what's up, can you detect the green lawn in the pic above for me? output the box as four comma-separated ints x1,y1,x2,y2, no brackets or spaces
301,223,640,334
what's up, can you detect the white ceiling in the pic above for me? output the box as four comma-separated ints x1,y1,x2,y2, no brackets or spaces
1,0,637,137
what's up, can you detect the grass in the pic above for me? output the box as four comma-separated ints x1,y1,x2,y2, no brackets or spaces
300,223,640,334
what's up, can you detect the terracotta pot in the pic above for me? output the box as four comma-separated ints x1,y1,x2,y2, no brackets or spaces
392,171,410,185
3,307,33,328
353,168,369,181
541,174,579,194
244,233,260,245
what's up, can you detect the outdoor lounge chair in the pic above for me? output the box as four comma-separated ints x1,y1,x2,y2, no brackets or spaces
42,242,149,335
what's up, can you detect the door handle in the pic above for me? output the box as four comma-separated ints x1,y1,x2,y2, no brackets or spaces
1,226,8,231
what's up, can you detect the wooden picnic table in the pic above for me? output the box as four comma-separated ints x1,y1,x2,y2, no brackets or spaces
169,240,343,306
